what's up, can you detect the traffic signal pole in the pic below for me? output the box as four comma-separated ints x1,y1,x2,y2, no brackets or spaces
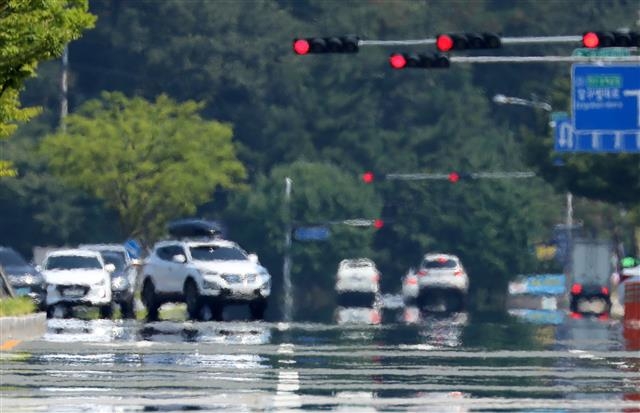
359,35,583,47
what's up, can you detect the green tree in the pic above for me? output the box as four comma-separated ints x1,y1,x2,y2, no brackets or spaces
0,0,95,174
41,92,246,245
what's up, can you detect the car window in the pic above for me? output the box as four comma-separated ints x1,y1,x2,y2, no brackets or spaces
343,260,373,269
0,249,27,267
422,258,457,269
45,255,102,270
100,251,126,272
157,245,184,261
190,245,247,261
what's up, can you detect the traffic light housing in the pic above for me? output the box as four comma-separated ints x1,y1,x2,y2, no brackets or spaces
582,31,640,48
436,32,501,52
389,52,450,69
293,36,359,55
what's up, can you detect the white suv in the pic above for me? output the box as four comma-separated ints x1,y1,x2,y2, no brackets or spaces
403,253,469,312
335,258,381,307
41,249,114,318
141,239,271,321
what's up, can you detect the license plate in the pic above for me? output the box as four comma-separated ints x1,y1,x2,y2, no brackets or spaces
62,288,85,297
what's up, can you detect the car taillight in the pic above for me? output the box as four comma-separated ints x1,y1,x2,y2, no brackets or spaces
370,310,381,325
454,270,463,276
601,286,609,296
405,276,418,285
417,269,428,277
571,283,582,295
372,273,380,283
570,311,583,319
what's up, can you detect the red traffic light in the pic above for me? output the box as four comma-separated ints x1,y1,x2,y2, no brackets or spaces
448,172,460,183
293,38,310,55
373,219,384,229
389,53,407,69
362,171,375,184
292,36,359,54
436,34,454,52
582,32,599,48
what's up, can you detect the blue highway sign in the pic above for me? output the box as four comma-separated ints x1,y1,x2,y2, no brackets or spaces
572,64,640,132
554,118,640,152
293,226,330,241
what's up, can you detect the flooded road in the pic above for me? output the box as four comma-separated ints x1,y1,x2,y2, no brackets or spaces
1,309,639,412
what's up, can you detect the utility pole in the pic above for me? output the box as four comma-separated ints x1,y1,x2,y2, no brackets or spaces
59,45,68,132
283,177,293,322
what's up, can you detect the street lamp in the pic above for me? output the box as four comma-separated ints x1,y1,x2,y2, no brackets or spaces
492,93,575,268
492,93,552,112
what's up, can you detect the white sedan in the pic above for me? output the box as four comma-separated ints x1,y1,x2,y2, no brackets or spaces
41,249,114,318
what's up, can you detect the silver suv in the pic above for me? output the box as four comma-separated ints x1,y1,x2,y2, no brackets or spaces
141,239,271,321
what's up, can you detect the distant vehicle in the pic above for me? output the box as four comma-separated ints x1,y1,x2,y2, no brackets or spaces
41,249,114,319
79,244,139,318
568,239,612,316
335,305,382,325
0,246,46,309
335,258,380,307
403,253,469,312
141,237,271,321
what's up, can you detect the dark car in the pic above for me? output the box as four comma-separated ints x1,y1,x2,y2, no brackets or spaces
0,247,46,309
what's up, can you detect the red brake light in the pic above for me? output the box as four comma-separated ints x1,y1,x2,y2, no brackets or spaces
372,272,380,283
293,39,310,55
571,283,583,295
582,32,599,48
406,276,418,285
417,269,428,277
570,311,583,319
454,270,463,276
601,286,609,296
389,53,406,69
437,257,447,263
370,310,381,324
436,34,454,52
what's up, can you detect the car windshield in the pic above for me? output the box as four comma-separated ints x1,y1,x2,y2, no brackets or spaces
344,260,373,269
0,249,28,267
190,246,247,261
46,255,102,270
422,258,457,269
100,252,126,272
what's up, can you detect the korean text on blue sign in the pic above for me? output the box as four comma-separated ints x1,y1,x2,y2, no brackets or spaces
572,65,640,132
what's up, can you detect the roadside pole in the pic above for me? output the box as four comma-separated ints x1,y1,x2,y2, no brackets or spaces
283,177,293,322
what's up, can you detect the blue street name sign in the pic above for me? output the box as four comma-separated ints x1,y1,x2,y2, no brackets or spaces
572,64,640,132
293,226,330,241
554,118,640,152
124,239,142,258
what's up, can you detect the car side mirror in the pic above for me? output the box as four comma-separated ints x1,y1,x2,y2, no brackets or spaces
105,263,116,273
172,254,187,264
248,253,259,264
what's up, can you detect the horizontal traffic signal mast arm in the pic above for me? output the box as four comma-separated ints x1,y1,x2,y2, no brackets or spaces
382,171,536,180
448,55,640,63
359,35,582,47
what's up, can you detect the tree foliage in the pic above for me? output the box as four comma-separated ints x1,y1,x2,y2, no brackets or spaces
41,92,246,244
0,0,95,176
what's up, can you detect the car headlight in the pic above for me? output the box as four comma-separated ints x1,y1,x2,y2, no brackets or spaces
202,278,220,290
111,275,129,290
13,273,43,285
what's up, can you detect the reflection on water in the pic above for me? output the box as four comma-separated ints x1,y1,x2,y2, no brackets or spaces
1,312,637,412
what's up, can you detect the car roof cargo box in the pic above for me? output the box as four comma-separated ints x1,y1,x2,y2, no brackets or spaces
167,219,223,239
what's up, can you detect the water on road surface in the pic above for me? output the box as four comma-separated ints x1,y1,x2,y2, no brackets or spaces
1,309,639,412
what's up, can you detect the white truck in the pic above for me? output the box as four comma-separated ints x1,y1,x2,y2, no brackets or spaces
568,239,613,315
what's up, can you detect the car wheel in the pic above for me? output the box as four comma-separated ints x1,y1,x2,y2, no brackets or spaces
142,279,159,322
99,304,113,319
46,305,56,319
249,299,267,321
184,280,202,321
120,299,136,319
